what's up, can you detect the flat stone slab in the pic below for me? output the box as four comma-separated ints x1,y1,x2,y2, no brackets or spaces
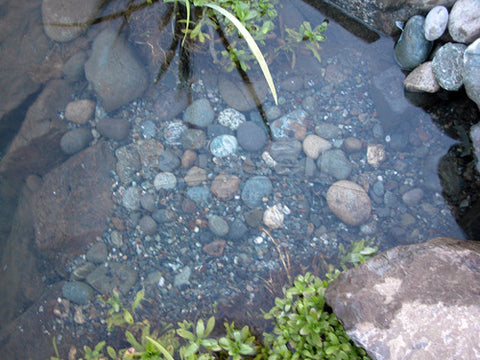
325,237,480,360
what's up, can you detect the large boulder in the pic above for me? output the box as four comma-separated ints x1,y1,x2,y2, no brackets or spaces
325,237,480,360
32,141,115,261
85,27,148,112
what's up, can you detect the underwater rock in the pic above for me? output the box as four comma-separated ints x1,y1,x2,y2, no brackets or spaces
325,237,480,360
318,149,352,180
432,42,467,91
97,117,131,141
326,180,371,226
241,175,273,209
183,98,215,128
236,121,268,152
210,134,238,158
60,128,92,155
403,61,440,93
85,28,148,112
394,15,433,70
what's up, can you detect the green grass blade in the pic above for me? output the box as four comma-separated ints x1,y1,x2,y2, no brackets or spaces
203,3,278,105
145,336,175,360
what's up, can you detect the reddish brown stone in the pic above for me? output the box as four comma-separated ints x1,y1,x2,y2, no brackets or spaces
210,173,241,201
203,239,227,256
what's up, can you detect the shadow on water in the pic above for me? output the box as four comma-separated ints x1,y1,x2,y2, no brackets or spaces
0,0,479,358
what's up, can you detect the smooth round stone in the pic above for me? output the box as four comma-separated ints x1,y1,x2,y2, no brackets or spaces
65,99,95,124
152,209,176,223
394,15,433,70
62,281,94,305
432,42,467,91
86,242,107,264
217,108,246,130
463,39,480,110
317,149,352,180
184,166,207,186
186,186,211,203
97,117,130,141
402,188,424,206
60,128,93,154
183,98,214,127
403,61,440,93
236,122,268,152
241,175,273,208
269,139,302,163
182,128,207,150
303,134,331,159
154,172,177,190
326,180,372,226
122,186,140,211
210,173,241,200
208,215,229,237
140,193,156,211
343,137,363,153
139,215,157,235
158,150,180,171
424,6,449,41
210,135,238,157
315,123,342,139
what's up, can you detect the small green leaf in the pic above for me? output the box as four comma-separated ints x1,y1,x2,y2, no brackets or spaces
205,316,215,336
183,342,200,357
124,310,134,324
196,318,205,338
177,328,196,341
107,346,117,359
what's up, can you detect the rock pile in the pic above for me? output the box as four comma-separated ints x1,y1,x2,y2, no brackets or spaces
396,0,480,110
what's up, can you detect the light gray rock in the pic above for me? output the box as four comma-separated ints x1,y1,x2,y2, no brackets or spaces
210,135,238,158
183,99,214,127
62,281,94,305
470,122,480,171
448,0,480,44
463,38,480,110
318,149,352,180
325,237,480,360
424,6,448,41
394,15,433,70
85,28,148,112
60,128,92,155
208,215,229,237
42,0,102,42
403,61,440,93
432,42,467,91
326,180,371,226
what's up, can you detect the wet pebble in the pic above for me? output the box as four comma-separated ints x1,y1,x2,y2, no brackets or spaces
315,123,342,139
271,109,308,139
263,204,285,229
228,218,248,240
217,108,246,130
174,266,191,287
158,150,180,172
163,120,186,146
86,242,108,264
186,186,211,203
318,149,352,180
65,99,95,124
210,135,238,157
141,120,156,138
60,128,93,155
86,263,138,294
210,173,241,201
183,98,214,127
448,0,480,43
62,281,94,305
152,208,177,223
302,134,331,159
241,175,273,208
181,149,197,168
182,129,207,150
463,39,480,110
139,215,157,235
244,209,264,227
402,188,424,206
326,180,372,226
154,172,177,190
403,61,440,93
269,139,302,163
140,193,156,211
208,215,229,237
367,144,386,168
97,117,131,141
236,122,268,152
203,239,227,256
122,186,141,211
343,137,363,153
184,166,207,186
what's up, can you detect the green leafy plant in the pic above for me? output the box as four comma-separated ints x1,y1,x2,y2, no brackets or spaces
218,322,257,359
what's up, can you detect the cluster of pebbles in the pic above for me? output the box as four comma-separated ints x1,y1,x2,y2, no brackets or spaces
58,28,463,331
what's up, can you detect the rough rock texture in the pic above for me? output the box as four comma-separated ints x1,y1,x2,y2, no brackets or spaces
325,237,480,360
463,38,480,110
32,141,115,261
0,80,72,180
403,61,440,93
325,0,455,36
85,27,148,112
448,0,480,44
42,0,102,42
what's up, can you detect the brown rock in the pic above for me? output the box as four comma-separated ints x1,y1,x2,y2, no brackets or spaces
32,141,115,259
184,166,207,186
326,180,371,226
65,99,95,124
210,173,241,200
181,149,197,168
325,237,480,360
203,239,227,256
403,61,440,93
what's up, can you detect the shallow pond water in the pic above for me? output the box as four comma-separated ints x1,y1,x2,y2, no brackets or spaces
0,0,477,357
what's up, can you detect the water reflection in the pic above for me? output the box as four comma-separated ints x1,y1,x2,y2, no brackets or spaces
0,0,475,358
